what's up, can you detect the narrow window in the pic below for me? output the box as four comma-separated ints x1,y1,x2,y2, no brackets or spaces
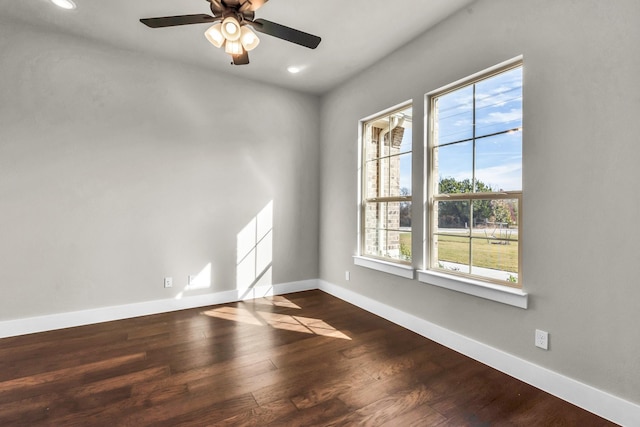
360,104,413,264
428,63,522,287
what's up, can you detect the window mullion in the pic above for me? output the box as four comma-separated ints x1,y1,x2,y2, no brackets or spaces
468,199,473,274
472,83,477,193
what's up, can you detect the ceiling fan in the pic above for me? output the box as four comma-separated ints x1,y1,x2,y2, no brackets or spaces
140,0,321,65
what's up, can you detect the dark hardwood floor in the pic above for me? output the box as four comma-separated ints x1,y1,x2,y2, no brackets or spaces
0,290,616,426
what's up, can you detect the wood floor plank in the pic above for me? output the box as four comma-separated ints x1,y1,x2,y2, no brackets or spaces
289,368,376,410
275,397,351,427
317,384,438,427
379,404,449,427
215,398,298,426
123,392,258,427
0,352,146,403
0,290,617,426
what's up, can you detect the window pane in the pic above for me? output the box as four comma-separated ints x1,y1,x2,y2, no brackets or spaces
482,198,518,230
388,155,403,198
434,86,474,146
471,197,518,282
471,238,518,284
363,201,384,257
475,132,522,192
366,153,410,198
471,199,493,226
434,142,473,194
379,157,391,197
398,153,411,196
391,107,412,154
399,200,411,228
399,230,412,262
475,67,523,138
364,159,379,198
365,157,392,198
364,202,409,261
364,126,379,160
435,200,471,234
475,95,522,138
434,234,470,274
367,121,388,158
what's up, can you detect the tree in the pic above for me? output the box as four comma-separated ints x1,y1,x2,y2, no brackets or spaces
490,199,517,226
437,177,493,227
438,177,493,194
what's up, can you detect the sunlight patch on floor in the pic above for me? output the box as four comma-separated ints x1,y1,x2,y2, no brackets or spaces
202,306,263,326
250,295,302,309
201,297,350,340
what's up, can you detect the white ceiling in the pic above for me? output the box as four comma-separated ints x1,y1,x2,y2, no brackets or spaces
0,0,475,94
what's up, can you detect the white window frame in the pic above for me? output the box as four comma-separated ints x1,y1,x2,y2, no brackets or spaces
355,101,414,278
419,57,528,308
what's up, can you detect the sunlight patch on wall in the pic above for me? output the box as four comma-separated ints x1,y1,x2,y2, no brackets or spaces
175,263,212,300
237,201,273,299
188,263,212,291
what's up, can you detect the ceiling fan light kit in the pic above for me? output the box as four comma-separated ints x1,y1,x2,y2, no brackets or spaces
224,39,243,55
240,26,260,51
221,16,241,41
140,0,321,65
205,17,260,54
204,23,225,48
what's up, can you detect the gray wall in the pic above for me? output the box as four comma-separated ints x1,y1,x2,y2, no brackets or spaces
0,21,320,320
319,0,640,404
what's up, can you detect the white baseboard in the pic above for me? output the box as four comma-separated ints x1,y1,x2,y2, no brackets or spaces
0,279,317,339
1,278,637,425
318,280,640,427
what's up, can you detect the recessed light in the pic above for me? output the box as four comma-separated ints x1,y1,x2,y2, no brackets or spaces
51,0,76,10
287,66,303,74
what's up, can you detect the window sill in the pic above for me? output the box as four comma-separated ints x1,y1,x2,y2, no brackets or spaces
417,269,528,309
353,256,415,279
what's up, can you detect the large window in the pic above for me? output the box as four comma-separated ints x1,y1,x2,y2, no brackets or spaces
428,63,522,287
360,104,413,264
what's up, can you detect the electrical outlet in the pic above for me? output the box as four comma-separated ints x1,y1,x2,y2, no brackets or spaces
188,275,196,285
535,329,549,350
345,271,350,281
164,277,173,288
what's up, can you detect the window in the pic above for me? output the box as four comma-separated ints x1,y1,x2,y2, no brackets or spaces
427,63,522,287
359,104,413,265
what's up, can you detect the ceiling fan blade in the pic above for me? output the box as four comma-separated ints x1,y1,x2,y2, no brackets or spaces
140,14,217,28
239,0,269,13
252,19,321,49
232,50,250,65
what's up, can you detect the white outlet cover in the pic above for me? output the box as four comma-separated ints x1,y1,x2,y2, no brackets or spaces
164,277,173,288
535,329,549,350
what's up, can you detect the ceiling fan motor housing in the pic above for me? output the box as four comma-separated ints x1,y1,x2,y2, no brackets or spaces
209,0,255,21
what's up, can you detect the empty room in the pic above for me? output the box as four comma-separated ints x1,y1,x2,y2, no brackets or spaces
0,0,639,425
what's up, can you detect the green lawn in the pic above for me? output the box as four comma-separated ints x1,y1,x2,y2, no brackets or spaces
437,234,518,273
399,232,518,273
